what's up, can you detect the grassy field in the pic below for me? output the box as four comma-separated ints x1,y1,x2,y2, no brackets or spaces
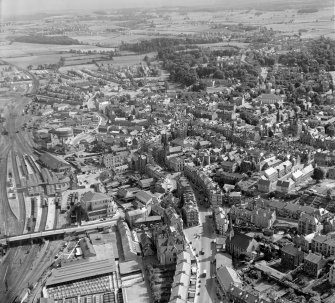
59,64,98,72
0,42,113,58
111,53,157,67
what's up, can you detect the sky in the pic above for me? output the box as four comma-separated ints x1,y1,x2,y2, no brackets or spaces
1,0,220,16
1,0,331,17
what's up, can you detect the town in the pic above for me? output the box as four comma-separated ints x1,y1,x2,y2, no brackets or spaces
0,1,335,303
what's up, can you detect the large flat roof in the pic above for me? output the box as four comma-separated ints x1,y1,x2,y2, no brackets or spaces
46,258,116,287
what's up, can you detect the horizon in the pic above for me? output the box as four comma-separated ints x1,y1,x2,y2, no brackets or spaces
1,0,332,17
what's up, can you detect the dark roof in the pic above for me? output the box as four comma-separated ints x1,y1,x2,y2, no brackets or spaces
39,152,70,170
281,244,300,256
46,259,116,286
229,233,254,250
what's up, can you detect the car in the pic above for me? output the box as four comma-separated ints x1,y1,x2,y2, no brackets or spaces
197,293,200,296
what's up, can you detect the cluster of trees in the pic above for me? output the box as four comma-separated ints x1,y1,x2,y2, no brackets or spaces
9,35,81,45
158,45,259,89
119,36,226,53
279,37,335,72
240,111,260,126
297,8,318,13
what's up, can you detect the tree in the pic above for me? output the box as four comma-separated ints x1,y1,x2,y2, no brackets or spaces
312,167,325,182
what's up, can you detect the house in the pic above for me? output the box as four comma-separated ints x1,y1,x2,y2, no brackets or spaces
213,207,229,235
216,266,242,300
257,93,283,105
298,213,322,235
125,208,148,228
117,219,141,261
169,251,192,303
303,252,325,278
226,231,259,259
139,232,155,257
134,190,157,212
227,285,270,303
281,245,304,269
80,191,117,221
100,151,129,169
258,179,275,193
221,161,238,173
153,225,185,265
181,202,199,227
251,208,276,229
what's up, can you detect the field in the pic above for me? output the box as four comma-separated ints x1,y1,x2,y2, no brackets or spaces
198,42,249,49
4,54,69,69
0,42,114,58
58,64,98,72
110,53,157,67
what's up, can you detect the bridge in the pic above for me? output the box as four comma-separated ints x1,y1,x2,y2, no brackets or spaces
0,219,117,246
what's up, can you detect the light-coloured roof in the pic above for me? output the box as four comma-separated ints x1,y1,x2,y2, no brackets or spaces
46,259,116,286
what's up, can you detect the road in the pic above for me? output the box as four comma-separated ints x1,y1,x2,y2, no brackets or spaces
70,111,104,146
184,205,216,303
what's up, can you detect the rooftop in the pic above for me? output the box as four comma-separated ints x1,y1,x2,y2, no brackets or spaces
46,259,116,286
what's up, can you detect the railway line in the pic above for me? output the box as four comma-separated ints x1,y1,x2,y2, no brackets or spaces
0,63,51,303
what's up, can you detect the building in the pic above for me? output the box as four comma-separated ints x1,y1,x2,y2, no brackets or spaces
252,208,276,229
257,93,283,105
329,261,335,285
303,252,325,278
182,201,199,227
153,225,185,265
298,213,322,235
139,231,155,257
169,251,192,303
81,191,117,221
100,151,129,169
216,266,242,300
213,207,229,235
281,245,304,269
39,152,71,172
117,219,141,261
227,285,270,303
226,230,259,259
45,259,116,301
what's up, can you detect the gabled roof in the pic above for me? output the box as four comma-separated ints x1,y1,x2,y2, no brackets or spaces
229,233,254,250
305,252,322,264
81,191,110,203
216,266,242,292
281,244,300,256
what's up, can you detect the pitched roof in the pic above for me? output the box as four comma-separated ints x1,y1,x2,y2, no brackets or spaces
216,266,242,292
281,244,300,256
229,233,254,250
305,252,322,264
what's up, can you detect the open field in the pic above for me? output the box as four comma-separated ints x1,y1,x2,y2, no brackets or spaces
4,54,67,69
59,64,98,72
111,53,157,67
0,42,114,58
70,33,163,46
198,42,249,49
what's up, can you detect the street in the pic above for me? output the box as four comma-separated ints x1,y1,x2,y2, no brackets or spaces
184,205,217,303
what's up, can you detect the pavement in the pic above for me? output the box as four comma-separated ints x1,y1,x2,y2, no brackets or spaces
184,205,217,303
